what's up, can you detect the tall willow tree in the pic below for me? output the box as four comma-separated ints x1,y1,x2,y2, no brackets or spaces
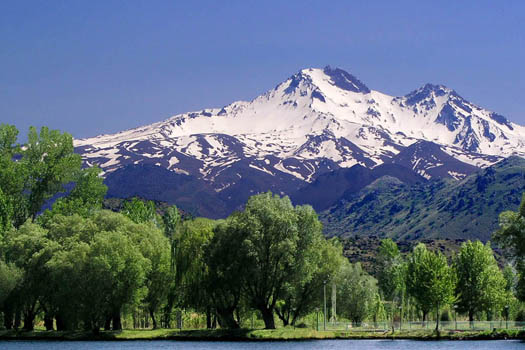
337,261,378,326
161,205,181,328
407,243,456,330
454,240,506,324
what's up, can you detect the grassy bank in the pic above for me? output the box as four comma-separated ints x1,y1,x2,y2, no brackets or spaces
0,328,524,341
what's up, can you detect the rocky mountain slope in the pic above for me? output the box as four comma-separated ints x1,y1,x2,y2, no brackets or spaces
75,66,525,217
320,156,525,242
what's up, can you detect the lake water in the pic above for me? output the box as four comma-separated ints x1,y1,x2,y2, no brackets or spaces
0,340,523,350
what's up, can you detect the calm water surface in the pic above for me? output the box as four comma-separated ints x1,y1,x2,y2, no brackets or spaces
0,340,522,350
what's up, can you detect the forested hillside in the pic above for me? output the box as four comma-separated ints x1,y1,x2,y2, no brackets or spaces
321,157,525,241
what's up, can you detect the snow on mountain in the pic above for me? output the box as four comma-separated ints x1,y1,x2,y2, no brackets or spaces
75,66,525,192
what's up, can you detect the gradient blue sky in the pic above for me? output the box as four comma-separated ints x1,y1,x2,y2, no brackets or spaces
1,1,524,139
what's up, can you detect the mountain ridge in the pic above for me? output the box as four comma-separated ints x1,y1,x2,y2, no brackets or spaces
74,66,525,218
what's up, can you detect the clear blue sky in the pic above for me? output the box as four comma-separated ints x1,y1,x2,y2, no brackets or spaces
1,0,524,139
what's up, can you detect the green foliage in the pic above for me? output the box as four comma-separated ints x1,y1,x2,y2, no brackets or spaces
376,238,406,301
204,192,343,330
321,157,525,242
336,261,378,325
175,218,215,311
406,243,456,325
206,216,247,328
2,221,59,330
84,229,148,330
454,240,506,321
0,188,13,232
122,197,159,225
162,206,181,241
0,260,22,305
275,233,344,326
0,124,27,228
38,167,108,227
236,193,300,329
23,126,82,221
494,193,525,300
503,264,516,294
0,124,83,228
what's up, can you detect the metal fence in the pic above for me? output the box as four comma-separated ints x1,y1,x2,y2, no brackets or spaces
308,320,525,332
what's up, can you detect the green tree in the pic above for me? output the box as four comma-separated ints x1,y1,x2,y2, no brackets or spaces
503,264,516,295
0,124,26,227
454,240,506,324
122,197,159,225
376,239,407,326
129,222,171,330
206,215,247,328
376,239,404,300
161,205,181,328
45,238,90,330
0,259,22,329
0,260,22,306
0,125,82,227
175,218,215,327
0,188,13,232
494,193,525,300
38,166,107,226
236,192,299,329
83,229,148,332
2,221,59,330
275,231,344,327
22,127,82,221
406,243,456,330
337,261,378,326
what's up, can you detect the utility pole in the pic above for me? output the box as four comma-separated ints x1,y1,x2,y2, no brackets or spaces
331,281,337,325
316,308,319,331
323,280,327,331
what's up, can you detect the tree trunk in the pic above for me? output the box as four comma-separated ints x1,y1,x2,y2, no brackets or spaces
206,307,212,329
163,291,175,328
112,311,122,330
216,307,239,329
435,305,440,332
56,313,66,331
3,309,13,330
276,308,290,327
104,315,112,330
235,308,241,326
422,311,427,328
468,310,474,329
150,308,157,329
260,307,275,329
23,310,36,331
14,309,21,330
44,313,54,331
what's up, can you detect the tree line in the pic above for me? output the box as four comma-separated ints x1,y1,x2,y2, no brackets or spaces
1,124,525,332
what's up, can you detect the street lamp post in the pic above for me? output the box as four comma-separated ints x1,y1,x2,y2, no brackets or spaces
323,280,327,331
454,305,457,331
505,305,509,329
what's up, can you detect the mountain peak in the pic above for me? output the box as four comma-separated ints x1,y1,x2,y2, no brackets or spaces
404,83,453,106
322,66,371,94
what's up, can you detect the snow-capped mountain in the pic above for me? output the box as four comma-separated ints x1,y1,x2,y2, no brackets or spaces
75,66,525,212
